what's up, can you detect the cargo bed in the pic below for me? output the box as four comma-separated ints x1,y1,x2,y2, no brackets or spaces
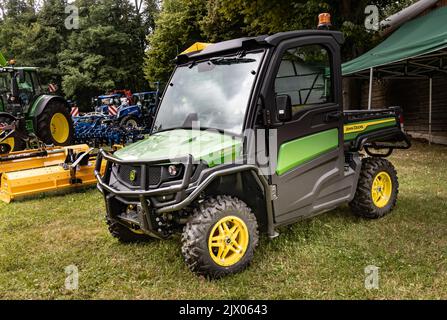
342,107,411,155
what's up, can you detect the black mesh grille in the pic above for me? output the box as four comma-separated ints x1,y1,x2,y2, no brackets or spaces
148,166,161,186
115,165,161,188
117,165,141,187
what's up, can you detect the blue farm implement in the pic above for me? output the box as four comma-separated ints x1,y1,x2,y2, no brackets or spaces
72,113,148,147
117,90,160,128
73,87,161,147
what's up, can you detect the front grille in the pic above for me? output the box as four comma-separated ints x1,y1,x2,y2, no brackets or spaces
148,166,161,186
115,164,161,188
117,165,141,187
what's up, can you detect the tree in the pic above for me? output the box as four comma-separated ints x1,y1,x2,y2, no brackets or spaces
8,0,69,85
58,0,159,108
143,0,207,83
144,0,420,85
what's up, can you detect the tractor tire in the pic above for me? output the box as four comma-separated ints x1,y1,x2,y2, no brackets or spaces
349,157,399,219
36,101,73,146
0,116,26,154
181,196,259,279
106,216,153,243
120,116,140,129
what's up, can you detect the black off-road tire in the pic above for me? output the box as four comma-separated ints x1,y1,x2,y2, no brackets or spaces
0,116,26,154
350,157,399,219
181,196,259,279
119,115,140,128
36,101,74,146
106,216,153,243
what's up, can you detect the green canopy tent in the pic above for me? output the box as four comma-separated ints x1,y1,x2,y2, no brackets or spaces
342,6,447,143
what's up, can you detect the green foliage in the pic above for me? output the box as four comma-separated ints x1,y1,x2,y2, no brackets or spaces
0,0,159,108
144,0,418,83
144,0,207,83
0,0,422,106
58,0,160,107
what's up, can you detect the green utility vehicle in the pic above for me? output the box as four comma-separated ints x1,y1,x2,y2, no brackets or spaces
95,30,410,278
0,57,73,153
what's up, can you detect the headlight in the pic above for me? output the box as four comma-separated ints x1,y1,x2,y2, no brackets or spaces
168,165,178,176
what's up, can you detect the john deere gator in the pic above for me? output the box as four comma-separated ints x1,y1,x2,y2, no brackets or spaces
0,54,73,154
95,28,411,278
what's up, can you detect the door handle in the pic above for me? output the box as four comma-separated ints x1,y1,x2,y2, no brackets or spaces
325,111,342,122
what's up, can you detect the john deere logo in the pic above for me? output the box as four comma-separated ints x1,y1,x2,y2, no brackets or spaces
129,170,137,182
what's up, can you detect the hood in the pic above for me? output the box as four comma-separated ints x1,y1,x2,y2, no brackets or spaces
114,129,242,167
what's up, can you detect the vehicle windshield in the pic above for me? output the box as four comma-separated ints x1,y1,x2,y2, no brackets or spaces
152,51,264,135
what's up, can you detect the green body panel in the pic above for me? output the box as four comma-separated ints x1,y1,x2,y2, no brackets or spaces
276,128,339,176
343,118,397,141
114,129,242,166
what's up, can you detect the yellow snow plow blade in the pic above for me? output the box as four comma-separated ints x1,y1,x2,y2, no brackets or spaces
0,145,106,203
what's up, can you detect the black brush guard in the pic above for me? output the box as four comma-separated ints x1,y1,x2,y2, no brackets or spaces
94,149,195,238
95,149,194,201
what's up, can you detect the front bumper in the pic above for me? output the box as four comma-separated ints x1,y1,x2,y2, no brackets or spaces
95,149,194,201
94,149,195,237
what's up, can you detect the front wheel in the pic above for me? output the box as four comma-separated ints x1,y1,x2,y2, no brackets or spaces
350,157,399,219
181,196,259,279
0,116,26,154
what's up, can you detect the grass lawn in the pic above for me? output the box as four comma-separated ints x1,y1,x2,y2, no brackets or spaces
0,141,446,299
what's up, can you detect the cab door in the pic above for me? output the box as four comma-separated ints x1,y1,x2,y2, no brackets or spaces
263,36,347,225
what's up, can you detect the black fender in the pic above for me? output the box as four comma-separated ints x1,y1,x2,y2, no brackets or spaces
28,95,69,132
29,95,68,119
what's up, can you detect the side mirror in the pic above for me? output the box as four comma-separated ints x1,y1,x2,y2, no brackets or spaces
275,94,292,122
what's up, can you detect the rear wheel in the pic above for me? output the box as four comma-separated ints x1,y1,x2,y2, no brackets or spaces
181,196,259,278
350,157,399,219
119,115,139,128
36,101,73,146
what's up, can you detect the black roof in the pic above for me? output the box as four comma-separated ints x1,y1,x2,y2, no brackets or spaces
176,30,344,64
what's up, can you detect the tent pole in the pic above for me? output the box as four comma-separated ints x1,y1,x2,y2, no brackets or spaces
368,67,373,110
429,77,433,145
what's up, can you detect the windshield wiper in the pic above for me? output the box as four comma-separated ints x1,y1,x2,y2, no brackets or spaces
153,126,236,136
210,57,256,65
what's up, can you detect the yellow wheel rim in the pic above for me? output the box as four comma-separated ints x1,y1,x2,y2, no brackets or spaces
0,137,14,154
50,113,70,144
208,216,249,267
371,171,392,208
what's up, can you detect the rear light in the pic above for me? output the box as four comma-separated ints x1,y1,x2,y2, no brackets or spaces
399,113,405,131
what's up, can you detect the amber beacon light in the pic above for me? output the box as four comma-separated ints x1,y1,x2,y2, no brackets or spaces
318,13,332,29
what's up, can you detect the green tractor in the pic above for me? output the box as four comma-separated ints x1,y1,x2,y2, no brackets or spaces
0,54,73,154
